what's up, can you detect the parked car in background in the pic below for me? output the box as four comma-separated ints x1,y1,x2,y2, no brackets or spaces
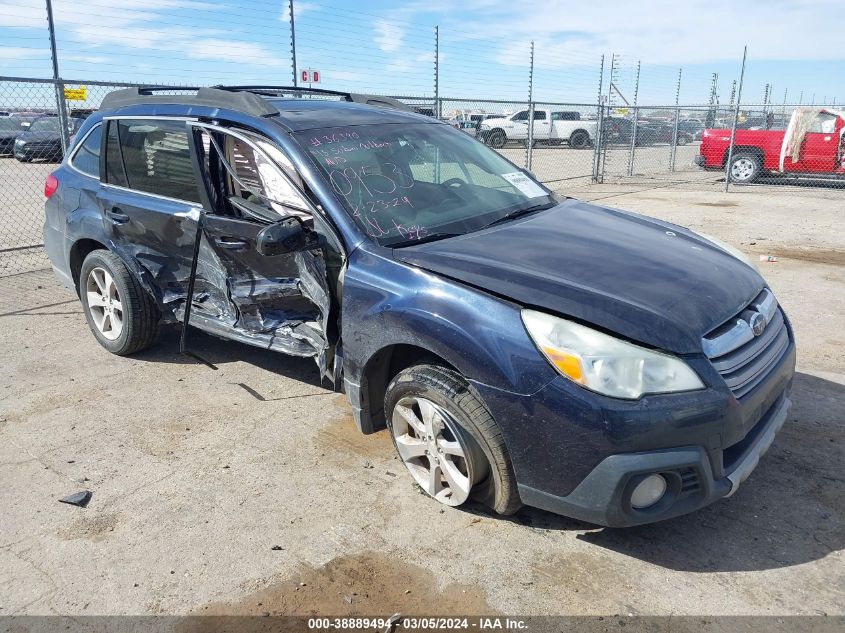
0,116,34,155
696,107,845,183
602,117,659,146
14,115,84,162
478,109,596,149
43,85,794,527
678,119,704,140
645,122,694,145
448,112,494,138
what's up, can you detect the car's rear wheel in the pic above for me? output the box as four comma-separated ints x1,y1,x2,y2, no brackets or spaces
79,250,160,355
728,153,761,183
488,130,506,149
385,364,521,514
569,130,590,149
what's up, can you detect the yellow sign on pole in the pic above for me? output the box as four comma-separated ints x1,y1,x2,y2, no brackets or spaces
63,85,87,101
615,107,629,116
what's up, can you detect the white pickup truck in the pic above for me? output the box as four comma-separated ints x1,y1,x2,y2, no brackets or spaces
477,109,597,149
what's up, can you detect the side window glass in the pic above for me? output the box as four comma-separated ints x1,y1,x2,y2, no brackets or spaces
111,119,200,203
104,121,128,188
534,110,546,121
512,111,528,121
809,113,837,134
70,124,102,178
203,128,311,220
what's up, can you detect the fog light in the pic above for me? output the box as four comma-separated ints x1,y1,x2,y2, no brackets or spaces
630,474,667,509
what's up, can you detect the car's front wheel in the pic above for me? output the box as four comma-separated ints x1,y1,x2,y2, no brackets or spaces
569,130,590,149
79,250,160,355
488,130,506,149
384,364,521,514
728,152,761,183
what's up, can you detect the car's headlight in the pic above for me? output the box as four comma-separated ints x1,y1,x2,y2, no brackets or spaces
695,231,756,270
522,310,704,399
15,138,24,146
479,123,491,130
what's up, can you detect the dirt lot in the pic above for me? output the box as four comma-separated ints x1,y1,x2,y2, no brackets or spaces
1,180,843,619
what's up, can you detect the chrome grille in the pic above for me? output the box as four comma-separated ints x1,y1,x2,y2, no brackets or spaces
703,289,790,399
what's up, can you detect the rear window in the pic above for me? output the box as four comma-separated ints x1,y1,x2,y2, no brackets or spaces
70,124,102,178
104,118,200,203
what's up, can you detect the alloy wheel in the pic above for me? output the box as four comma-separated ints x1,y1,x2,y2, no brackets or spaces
391,396,478,506
731,157,755,182
85,267,124,341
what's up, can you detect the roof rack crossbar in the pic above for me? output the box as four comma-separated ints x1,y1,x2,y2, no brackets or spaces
212,85,414,112
99,87,278,117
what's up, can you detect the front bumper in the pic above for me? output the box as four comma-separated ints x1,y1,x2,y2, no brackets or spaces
15,144,61,160
518,394,790,527
472,336,795,527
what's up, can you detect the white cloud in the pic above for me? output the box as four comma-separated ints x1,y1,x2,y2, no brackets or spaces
374,19,405,53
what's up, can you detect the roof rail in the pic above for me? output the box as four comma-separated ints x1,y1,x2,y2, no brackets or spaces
99,87,278,117
212,85,415,112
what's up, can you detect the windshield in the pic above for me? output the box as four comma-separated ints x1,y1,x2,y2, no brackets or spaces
29,117,62,133
296,123,554,246
0,118,23,132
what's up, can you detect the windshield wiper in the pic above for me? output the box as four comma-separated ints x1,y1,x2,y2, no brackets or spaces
391,231,464,247
479,200,557,230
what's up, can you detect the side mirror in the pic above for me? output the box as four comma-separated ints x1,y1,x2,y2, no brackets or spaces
256,217,309,256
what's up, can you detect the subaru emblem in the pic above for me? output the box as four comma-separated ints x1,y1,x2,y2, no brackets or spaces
750,312,767,336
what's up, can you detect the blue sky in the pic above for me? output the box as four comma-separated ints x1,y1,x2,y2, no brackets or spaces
1,0,843,109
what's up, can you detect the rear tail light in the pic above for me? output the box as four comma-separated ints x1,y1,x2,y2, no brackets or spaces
44,172,59,199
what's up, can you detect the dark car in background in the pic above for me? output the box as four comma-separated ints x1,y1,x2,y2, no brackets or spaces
646,122,694,145
42,86,794,527
603,117,659,146
0,117,34,155
14,115,84,162
678,119,704,140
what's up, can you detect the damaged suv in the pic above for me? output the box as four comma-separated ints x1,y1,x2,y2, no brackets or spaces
44,86,795,527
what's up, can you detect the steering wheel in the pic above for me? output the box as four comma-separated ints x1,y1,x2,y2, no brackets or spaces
442,177,467,188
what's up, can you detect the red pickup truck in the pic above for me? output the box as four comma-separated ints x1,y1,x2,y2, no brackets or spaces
696,108,845,183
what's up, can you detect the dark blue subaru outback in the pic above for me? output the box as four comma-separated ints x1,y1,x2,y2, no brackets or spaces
43,86,795,526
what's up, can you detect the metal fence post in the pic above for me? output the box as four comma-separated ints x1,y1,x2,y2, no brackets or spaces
526,40,534,171
45,0,69,153
434,25,440,119
669,67,682,172
626,60,641,177
591,54,605,183
599,53,617,184
724,46,748,193
289,0,298,86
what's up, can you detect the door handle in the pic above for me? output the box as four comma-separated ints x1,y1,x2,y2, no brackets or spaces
214,237,250,251
105,206,129,224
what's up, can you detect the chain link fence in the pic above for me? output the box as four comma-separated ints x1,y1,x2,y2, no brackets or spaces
2,76,844,277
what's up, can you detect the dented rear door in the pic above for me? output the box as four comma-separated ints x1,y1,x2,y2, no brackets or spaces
98,117,205,307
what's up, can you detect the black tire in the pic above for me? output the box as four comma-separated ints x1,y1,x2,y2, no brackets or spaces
488,130,506,149
16,155,31,163
677,134,689,146
521,138,535,148
569,130,590,149
728,152,761,183
384,363,521,515
79,249,160,355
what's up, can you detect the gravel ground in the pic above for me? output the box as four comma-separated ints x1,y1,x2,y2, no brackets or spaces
0,182,843,620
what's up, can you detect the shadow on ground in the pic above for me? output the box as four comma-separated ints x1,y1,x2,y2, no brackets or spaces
132,326,325,389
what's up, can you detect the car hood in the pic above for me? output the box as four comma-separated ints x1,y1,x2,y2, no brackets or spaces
393,199,764,354
17,131,60,142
